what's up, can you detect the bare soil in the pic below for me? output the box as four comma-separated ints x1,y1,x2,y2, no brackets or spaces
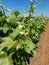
30,22,49,65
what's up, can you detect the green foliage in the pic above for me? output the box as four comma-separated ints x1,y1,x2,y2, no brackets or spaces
11,10,20,17
0,1,48,64
0,53,13,65
0,10,48,65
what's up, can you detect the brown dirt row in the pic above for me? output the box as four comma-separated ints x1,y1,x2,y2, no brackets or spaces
30,22,49,65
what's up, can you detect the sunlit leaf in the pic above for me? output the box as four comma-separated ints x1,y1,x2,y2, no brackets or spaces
0,56,13,65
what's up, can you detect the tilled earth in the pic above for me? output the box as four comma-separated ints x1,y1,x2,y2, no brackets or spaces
30,22,49,65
